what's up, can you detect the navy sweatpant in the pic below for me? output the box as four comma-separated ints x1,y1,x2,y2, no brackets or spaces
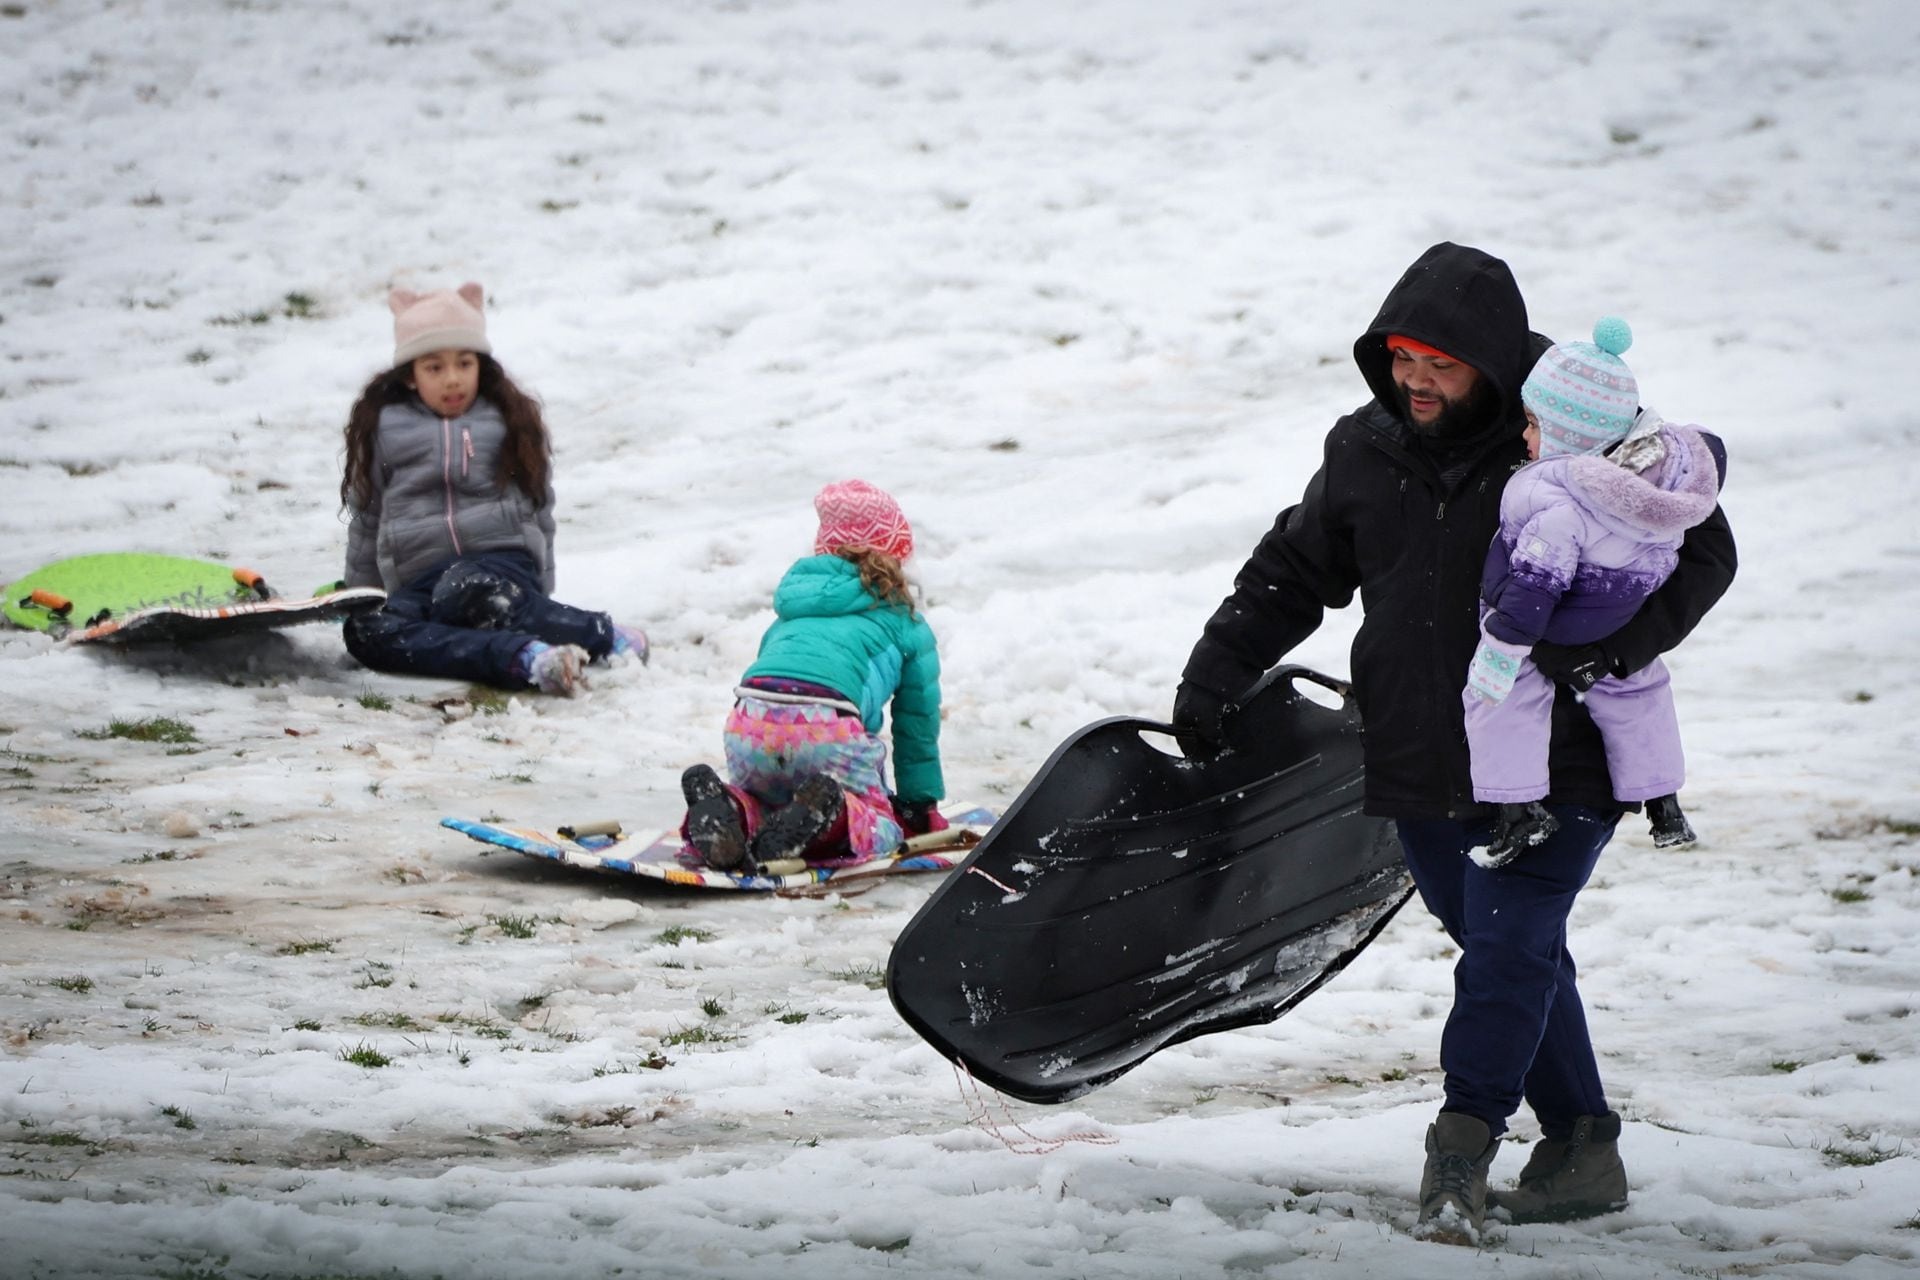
344,551,612,689
1396,805,1618,1138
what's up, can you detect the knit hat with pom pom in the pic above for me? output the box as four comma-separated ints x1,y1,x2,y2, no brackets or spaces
813,479,913,562
1522,316,1639,457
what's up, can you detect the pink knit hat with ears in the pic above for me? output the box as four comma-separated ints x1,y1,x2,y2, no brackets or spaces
813,479,914,562
390,282,490,366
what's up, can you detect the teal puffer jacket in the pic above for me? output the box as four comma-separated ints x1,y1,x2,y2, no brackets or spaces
742,555,944,803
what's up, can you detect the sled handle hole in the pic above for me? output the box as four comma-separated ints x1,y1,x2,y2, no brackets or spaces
1289,673,1347,710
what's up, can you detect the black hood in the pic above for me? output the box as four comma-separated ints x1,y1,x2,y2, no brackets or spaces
1352,242,1536,431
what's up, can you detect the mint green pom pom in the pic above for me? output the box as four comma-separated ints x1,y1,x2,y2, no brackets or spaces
1591,316,1633,356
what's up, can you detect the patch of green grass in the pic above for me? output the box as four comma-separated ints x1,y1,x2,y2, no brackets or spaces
281,291,318,319
354,962,395,989
1857,1049,1884,1064
160,1105,197,1130
339,1042,391,1069
1770,1059,1803,1074
1830,886,1872,904
277,938,337,956
78,716,197,744
348,1012,420,1030
1821,1127,1902,1167
292,1019,322,1032
357,690,392,711
468,687,511,715
1380,1067,1409,1081
16,1130,104,1156
47,974,94,993
829,961,886,990
658,925,715,946
123,849,182,864
490,914,537,939
662,1025,736,1048
700,997,727,1019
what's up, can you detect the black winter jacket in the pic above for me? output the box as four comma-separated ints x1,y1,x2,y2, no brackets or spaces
1182,242,1738,820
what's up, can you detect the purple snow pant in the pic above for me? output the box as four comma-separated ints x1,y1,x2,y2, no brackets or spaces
1465,655,1684,803
1399,805,1618,1139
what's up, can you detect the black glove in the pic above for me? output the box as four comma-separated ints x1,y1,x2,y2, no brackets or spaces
1171,682,1232,757
1529,641,1618,694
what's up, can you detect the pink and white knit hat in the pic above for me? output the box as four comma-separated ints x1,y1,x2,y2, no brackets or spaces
390,282,490,366
814,479,914,562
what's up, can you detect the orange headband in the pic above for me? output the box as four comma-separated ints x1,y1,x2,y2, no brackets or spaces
1386,334,1460,362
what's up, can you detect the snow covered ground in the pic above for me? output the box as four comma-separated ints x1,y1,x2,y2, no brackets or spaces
3,1,1918,1276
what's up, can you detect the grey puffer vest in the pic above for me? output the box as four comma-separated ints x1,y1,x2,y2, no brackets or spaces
343,398,556,594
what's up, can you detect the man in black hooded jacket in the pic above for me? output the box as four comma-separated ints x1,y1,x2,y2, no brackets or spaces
1172,242,1736,1240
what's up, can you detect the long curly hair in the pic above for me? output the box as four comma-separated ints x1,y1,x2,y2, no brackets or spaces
339,353,550,509
839,547,916,613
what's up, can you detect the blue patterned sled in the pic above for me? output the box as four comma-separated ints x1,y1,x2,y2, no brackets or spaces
441,806,996,892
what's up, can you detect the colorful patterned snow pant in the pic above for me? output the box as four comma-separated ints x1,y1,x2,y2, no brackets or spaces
718,695,903,866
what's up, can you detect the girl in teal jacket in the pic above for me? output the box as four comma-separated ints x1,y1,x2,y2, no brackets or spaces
680,480,945,871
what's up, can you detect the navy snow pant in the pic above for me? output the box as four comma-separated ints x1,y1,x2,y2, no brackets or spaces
1396,804,1619,1139
344,550,613,689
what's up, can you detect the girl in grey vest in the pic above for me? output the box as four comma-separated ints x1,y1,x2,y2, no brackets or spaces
339,283,645,694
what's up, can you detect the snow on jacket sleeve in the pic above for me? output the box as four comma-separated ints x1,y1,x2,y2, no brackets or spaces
1181,444,1360,701
888,615,944,803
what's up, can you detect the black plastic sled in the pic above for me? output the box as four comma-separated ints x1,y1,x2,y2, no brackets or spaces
887,666,1412,1104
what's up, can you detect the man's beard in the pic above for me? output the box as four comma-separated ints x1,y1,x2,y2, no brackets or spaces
1396,377,1501,439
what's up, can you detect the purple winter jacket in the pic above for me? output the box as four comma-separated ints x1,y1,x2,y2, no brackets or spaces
1480,418,1725,648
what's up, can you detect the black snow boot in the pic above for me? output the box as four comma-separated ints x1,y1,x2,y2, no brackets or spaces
1644,794,1697,849
1490,1111,1629,1224
1482,802,1560,869
681,764,748,870
1415,1111,1498,1245
750,775,846,864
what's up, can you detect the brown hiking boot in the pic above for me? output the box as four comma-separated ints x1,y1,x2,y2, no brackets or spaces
1490,1111,1629,1224
1414,1112,1497,1245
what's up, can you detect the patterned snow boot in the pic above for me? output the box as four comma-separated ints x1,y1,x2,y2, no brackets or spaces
749,775,846,864
681,764,748,871
1489,1111,1629,1224
1480,802,1560,869
607,623,650,667
1644,794,1697,849
1415,1112,1497,1245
